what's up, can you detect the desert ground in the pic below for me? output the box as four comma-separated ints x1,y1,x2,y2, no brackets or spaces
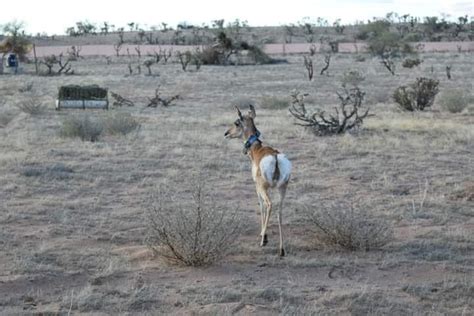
0,48,473,315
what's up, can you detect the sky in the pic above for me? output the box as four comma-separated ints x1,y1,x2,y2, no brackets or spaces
1,0,472,35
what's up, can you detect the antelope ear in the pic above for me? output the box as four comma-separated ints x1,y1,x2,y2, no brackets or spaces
234,106,243,119
248,104,256,118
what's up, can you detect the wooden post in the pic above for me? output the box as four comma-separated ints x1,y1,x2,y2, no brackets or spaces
33,44,39,75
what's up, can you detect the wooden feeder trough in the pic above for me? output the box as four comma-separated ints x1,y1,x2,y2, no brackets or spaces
56,85,109,110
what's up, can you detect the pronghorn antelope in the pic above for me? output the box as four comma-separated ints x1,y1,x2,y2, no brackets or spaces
224,104,291,256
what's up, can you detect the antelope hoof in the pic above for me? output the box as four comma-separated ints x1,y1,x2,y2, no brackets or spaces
279,248,286,257
260,234,268,247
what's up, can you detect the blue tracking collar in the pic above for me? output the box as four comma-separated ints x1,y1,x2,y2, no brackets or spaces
244,130,261,149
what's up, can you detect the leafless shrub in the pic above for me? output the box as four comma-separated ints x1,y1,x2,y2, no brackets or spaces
305,204,394,251
146,178,242,266
303,55,313,81
161,48,172,63
445,65,452,80
40,54,73,75
289,86,369,135
15,98,46,115
0,107,15,128
437,89,469,113
135,46,141,58
104,112,141,135
67,45,82,60
18,82,34,93
176,50,202,71
111,92,134,107
60,114,104,142
393,77,439,111
320,54,331,76
113,42,122,57
146,86,180,107
381,57,396,75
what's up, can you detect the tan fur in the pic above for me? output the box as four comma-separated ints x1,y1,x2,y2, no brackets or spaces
225,105,290,256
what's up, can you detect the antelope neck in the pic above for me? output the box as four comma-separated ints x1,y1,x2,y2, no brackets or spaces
244,130,261,149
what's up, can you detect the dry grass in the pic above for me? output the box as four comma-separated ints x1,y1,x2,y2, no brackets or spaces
14,98,47,115
60,114,104,141
0,50,472,314
437,88,471,113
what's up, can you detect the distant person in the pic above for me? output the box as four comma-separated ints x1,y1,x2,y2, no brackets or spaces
7,53,18,74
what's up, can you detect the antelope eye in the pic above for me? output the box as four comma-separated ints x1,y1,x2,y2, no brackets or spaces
234,120,241,126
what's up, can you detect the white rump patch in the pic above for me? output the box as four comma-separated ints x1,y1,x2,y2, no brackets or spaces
259,154,292,187
276,154,292,186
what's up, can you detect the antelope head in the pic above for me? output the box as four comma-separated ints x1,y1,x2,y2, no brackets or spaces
224,104,257,140
224,104,260,154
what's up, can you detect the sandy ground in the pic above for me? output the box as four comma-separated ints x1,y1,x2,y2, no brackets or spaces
0,52,473,314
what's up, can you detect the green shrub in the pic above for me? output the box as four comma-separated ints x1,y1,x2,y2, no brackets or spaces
402,58,422,68
354,55,366,62
341,70,365,87
393,77,439,111
247,46,272,64
104,112,141,135
437,89,470,113
60,114,104,142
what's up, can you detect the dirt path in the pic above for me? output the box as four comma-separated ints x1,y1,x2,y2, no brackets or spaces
29,41,474,57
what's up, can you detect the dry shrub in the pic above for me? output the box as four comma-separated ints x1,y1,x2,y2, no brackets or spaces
260,96,289,110
60,114,104,142
306,205,393,251
393,77,439,111
104,112,140,135
246,46,273,65
0,108,15,127
146,178,242,266
449,182,474,202
341,70,365,87
15,99,46,115
197,46,222,65
437,89,470,113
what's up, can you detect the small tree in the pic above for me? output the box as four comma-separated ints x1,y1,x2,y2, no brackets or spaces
0,21,31,70
303,55,314,81
362,19,413,75
320,54,331,76
143,59,155,75
40,54,73,75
